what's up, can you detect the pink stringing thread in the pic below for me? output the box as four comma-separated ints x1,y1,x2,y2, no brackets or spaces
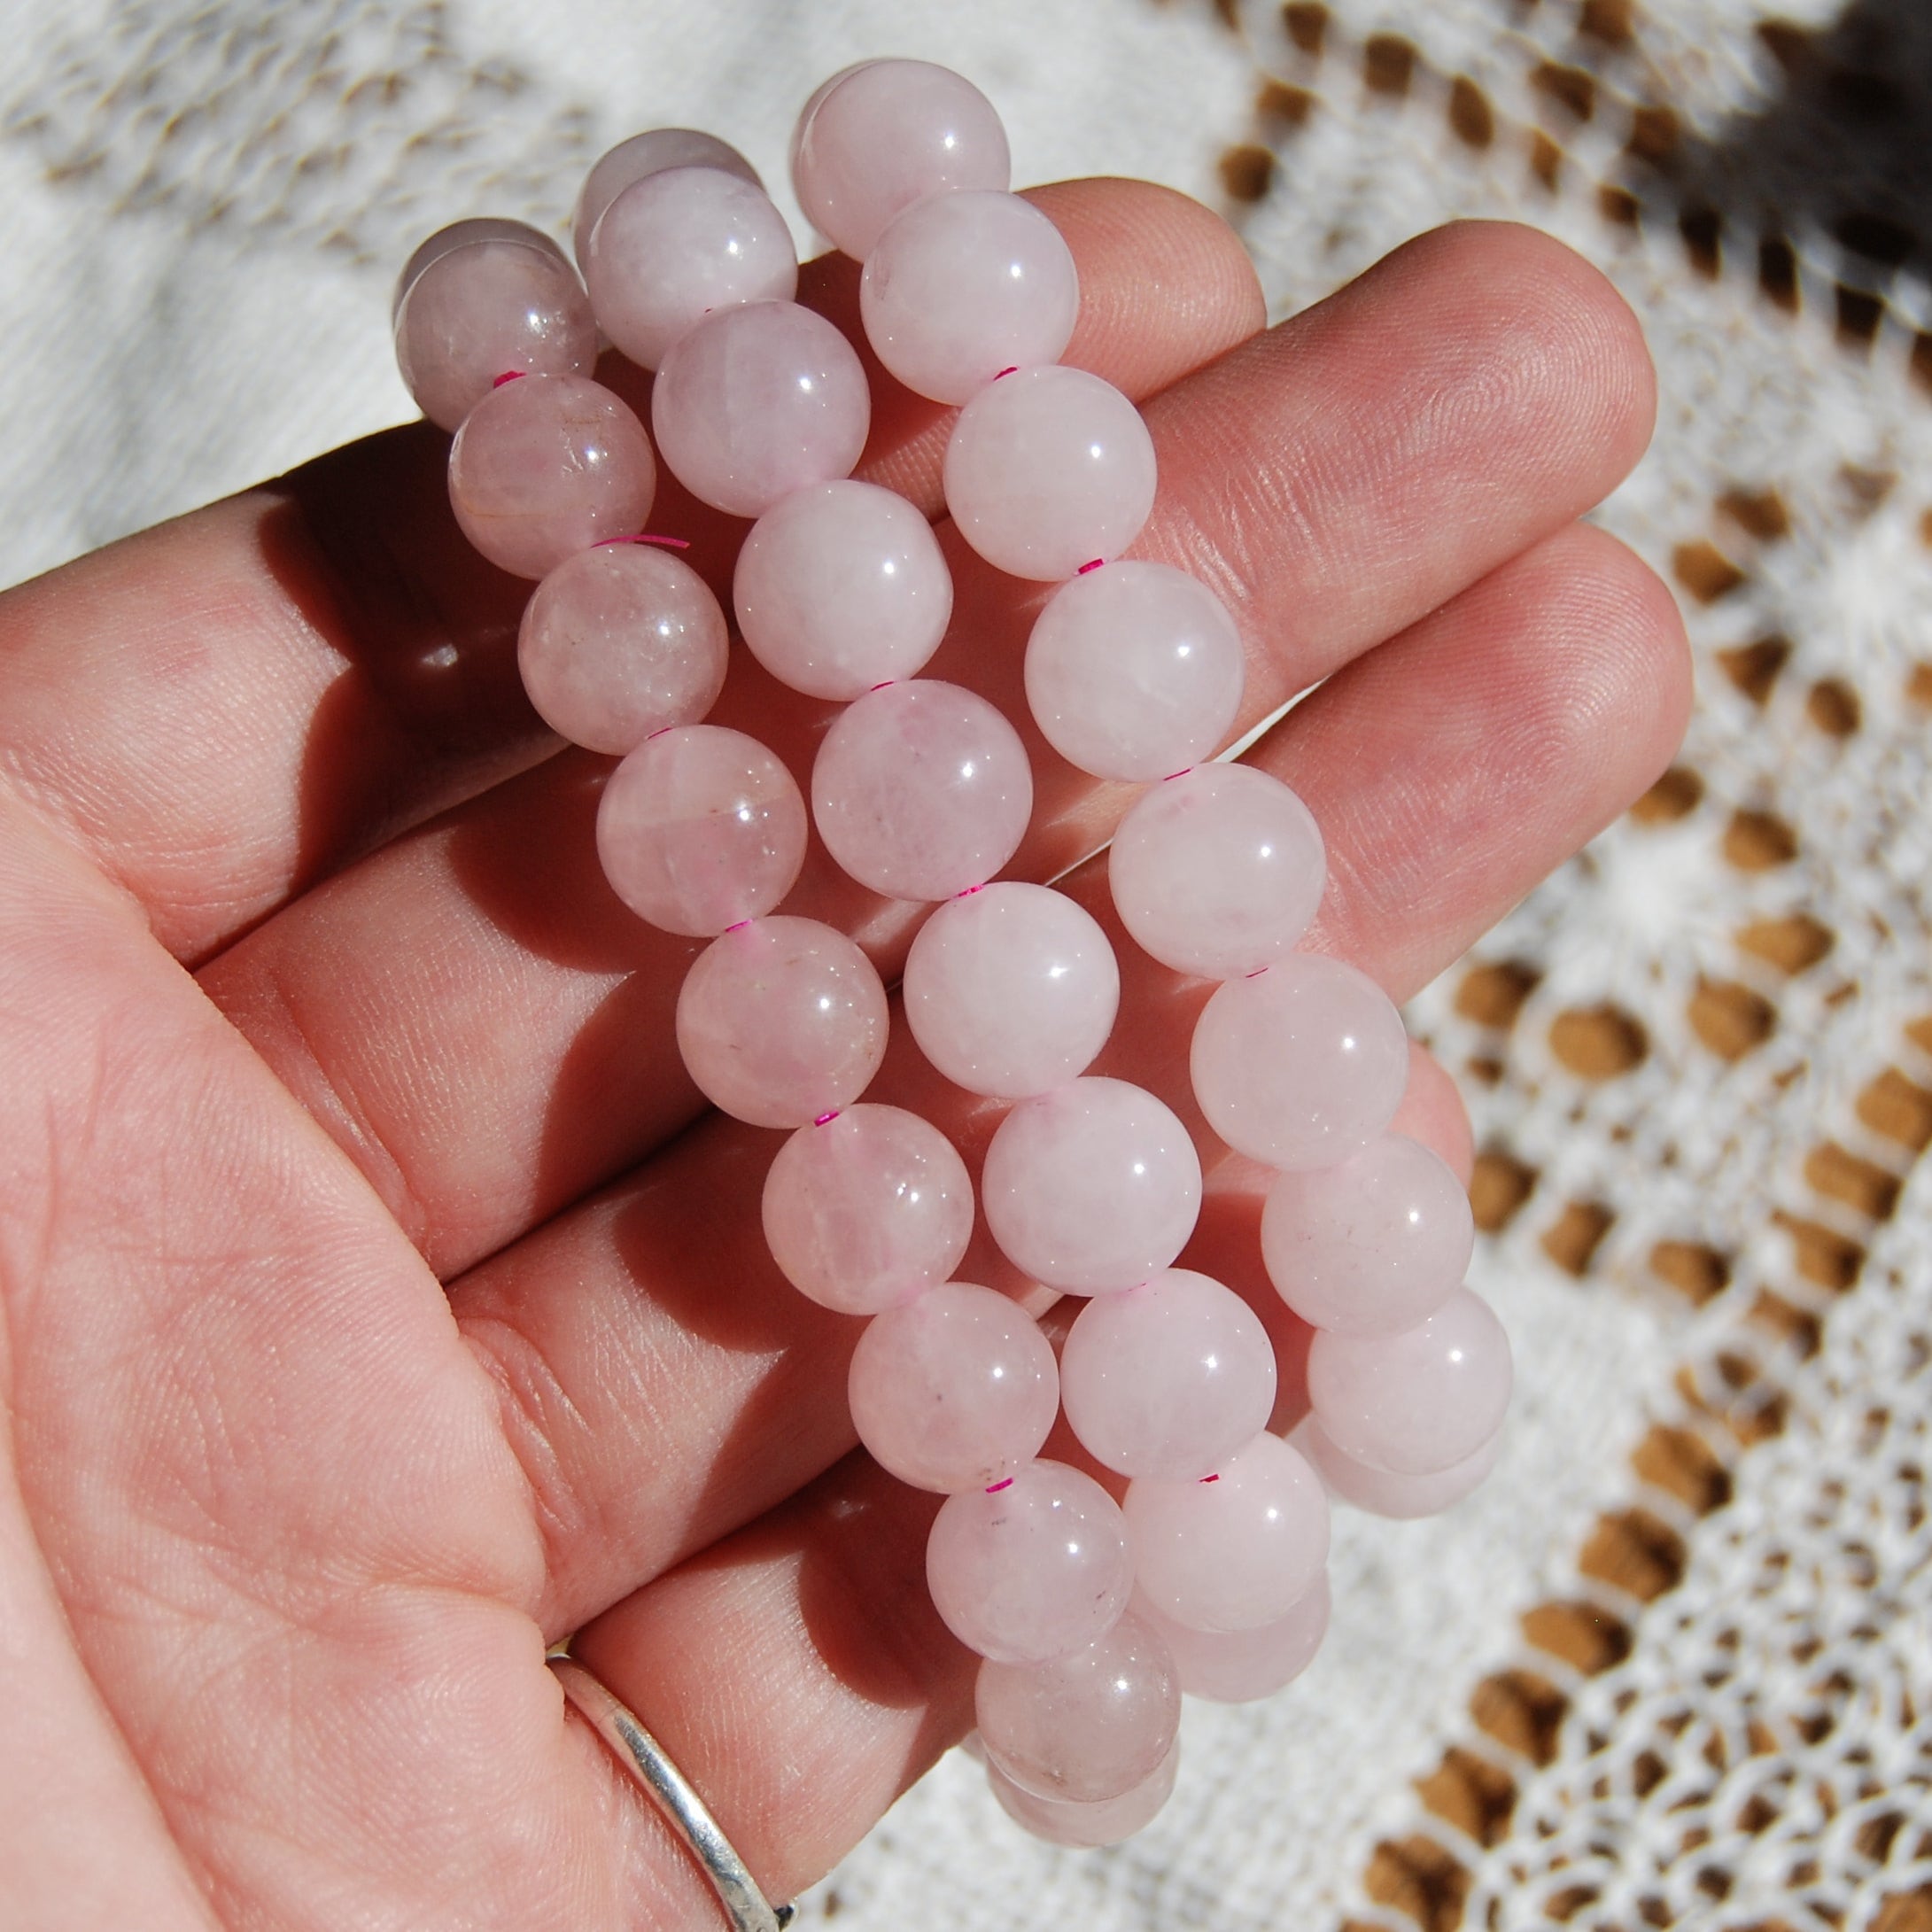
955,883,987,898
1076,558,1105,574
993,366,1019,379
985,1478,1014,1493
595,532,693,549
1245,966,1270,979
645,726,675,741
812,1110,841,1127
869,679,896,692
1199,1473,1221,1484
492,369,525,387
1162,767,1193,783
724,919,753,933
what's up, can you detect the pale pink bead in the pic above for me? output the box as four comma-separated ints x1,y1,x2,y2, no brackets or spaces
652,300,870,518
1261,1133,1474,1338
943,365,1159,582
393,222,597,432
981,1078,1201,1294
1059,1269,1277,1480
595,725,806,936
733,480,953,700
674,916,888,1128
811,681,1034,901
1124,1431,1330,1633
988,1741,1179,1847
1190,955,1409,1169
860,190,1079,404
902,884,1118,1098
926,1460,1132,1664
517,543,728,754
1305,1286,1513,1476
792,58,1011,260
1133,1573,1330,1703
1295,1415,1503,1519
761,1105,973,1315
447,373,656,580
586,167,798,371
1025,563,1245,781
571,128,762,270
974,1611,1179,1804
1109,764,1325,979
849,1283,1059,1493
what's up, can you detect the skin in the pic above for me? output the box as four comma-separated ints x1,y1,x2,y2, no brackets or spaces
0,178,1688,1930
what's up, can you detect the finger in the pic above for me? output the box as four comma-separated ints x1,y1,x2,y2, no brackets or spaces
204,221,1654,1278
454,520,1689,1638
0,181,1260,967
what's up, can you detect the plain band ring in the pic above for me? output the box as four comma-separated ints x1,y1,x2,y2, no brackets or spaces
549,1656,795,1932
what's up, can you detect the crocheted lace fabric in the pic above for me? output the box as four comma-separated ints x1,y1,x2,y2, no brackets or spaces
4,2,1929,1928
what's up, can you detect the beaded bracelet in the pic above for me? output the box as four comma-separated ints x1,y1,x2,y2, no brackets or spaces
392,57,1511,1848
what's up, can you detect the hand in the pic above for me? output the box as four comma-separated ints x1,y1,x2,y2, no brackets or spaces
0,180,1683,1929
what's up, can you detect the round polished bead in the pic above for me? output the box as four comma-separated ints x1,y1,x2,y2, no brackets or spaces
447,373,656,580
975,1611,1179,1804
860,190,1078,404
902,884,1118,1098
586,167,798,371
792,58,1010,260
1025,563,1245,781
1133,1572,1330,1703
1296,1415,1503,1519
595,725,806,936
652,300,870,518
1059,1269,1277,1480
733,480,953,700
1124,1431,1330,1633
517,543,728,755
926,1460,1132,1664
1261,1134,1474,1338
393,222,597,431
811,681,1034,901
981,1078,1201,1294
1109,764,1324,979
1191,955,1409,1169
674,916,888,1128
762,1105,974,1315
1305,1286,1513,1477
849,1283,1059,1493
988,1741,1179,1847
943,365,1158,582
571,128,762,270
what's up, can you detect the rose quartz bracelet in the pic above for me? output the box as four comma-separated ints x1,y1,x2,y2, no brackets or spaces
393,57,1511,1848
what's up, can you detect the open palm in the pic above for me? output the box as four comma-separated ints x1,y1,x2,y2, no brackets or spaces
0,181,1683,1930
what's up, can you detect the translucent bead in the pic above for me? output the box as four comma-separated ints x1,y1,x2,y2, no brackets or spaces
447,373,656,580
860,190,1079,405
1025,563,1245,782
848,1283,1059,1493
925,1459,1132,1664
1190,955,1409,1169
1261,1133,1474,1338
652,300,870,518
988,1740,1178,1847
1133,1572,1330,1703
811,681,1034,901
974,1610,1179,1804
981,1078,1201,1294
761,1105,973,1315
393,222,597,432
792,58,1010,260
1059,1269,1277,1480
943,365,1159,582
1109,764,1324,979
733,480,953,700
674,916,888,1128
585,167,798,371
570,128,762,271
517,543,728,755
902,883,1118,1098
1124,1431,1330,1633
1296,1416,1503,1519
595,725,807,936
1305,1286,1513,1476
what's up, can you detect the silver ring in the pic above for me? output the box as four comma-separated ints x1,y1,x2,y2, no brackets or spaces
549,1656,795,1932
